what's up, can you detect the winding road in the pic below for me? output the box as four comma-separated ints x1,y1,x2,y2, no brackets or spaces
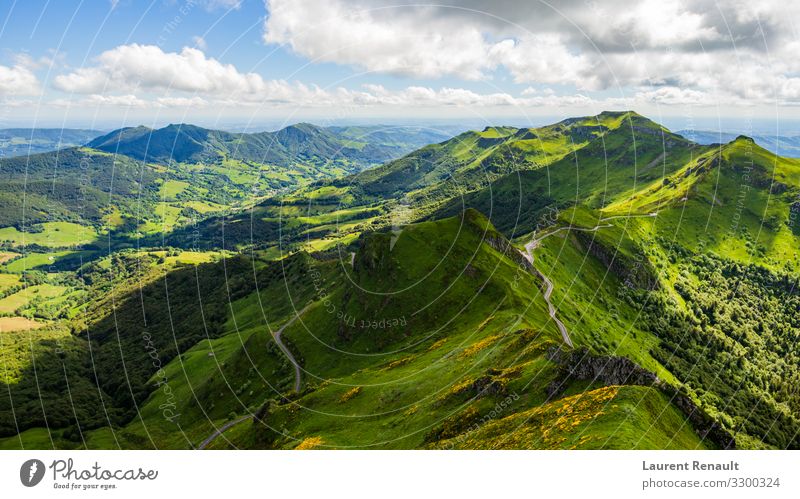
519,211,658,348
197,415,251,449
196,305,311,449
273,304,312,393
520,240,573,348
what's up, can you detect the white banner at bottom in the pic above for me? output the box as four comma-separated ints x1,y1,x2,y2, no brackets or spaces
1,450,797,498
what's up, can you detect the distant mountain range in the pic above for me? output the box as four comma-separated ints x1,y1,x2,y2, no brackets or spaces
676,129,800,157
87,122,451,167
4,125,799,161
0,128,103,157
0,123,453,238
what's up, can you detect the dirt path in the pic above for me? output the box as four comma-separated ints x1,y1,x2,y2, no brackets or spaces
196,306,311,449
273,304,312,393
519,211,658,348
196,415,251,449
531,223,611,245
520,240,573,347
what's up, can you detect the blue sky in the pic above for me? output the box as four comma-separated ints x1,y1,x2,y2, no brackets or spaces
1,1,799,131
2,1,352,88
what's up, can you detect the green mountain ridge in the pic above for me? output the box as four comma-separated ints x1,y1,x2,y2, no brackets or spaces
337,111,635,203
88,122,451,168
179,111,698,252
432,111,701,236
0,123,452,255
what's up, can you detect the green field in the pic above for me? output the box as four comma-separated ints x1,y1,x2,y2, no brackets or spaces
0,222,97,248
159,180,190,200
0,316,43,332
0,273,20,294
3,250,96,272
0,283,69,314
0,252,18,264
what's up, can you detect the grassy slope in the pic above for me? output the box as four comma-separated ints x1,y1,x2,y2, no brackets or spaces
497,136,800,448
0,222,97,248
172,212,710,448
434,385,705,450
219,211,708,449
604,136,800,271
0,211,711,449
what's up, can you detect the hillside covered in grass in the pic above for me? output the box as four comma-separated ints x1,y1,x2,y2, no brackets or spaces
0,210,719,450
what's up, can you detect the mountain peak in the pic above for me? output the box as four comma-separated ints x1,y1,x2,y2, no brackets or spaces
273,123,328,142
598,110,638,117
162,123,206,131
723,134,764,153
280,122,323,133
86,125,153,148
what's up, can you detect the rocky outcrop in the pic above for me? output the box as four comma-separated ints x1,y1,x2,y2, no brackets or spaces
477,135,509,149
546,346,736,449
546,347,658,398
569,125,607,141
631,125,664,138
471,375,508,398
458,208,533,271
770,182,788,194
513,129,539,141
483,233,533,271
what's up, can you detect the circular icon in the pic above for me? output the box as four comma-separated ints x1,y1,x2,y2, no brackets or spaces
19,459,45,487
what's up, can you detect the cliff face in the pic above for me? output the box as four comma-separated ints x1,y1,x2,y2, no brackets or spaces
546,347,658,399
546,346,735,449
483,233,532,271
573,230,659,290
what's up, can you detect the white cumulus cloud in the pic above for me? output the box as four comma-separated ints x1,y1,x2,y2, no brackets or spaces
0,64,40,96
53,44,271,95
261,0,800,105
264,0,504,80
